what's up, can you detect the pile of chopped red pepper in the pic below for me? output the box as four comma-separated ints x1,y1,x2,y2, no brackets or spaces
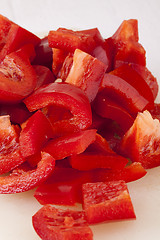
0,14,160,239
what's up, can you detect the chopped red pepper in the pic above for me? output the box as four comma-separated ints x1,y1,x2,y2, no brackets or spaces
32,205,93,240
24,82,92,136
0,152,55,193
19,110,54,158
65,49,107,102
82,181,136,224
43,129,96,160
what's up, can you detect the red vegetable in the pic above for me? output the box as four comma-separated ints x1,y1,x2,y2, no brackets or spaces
48,27,97,53
110,64,154,108
32,205,93,240
34,167,91,205
129,63,159,100
0,115,25,174
43,129,96,160
0,152,55,193
0,14,40,62
91,162,147,183
24,82,92,135
32,36,53,69
82,181,136,224
100,73,151,116
33,65,55,90
120,110,160,169
93,93,134,132
19,110,53,158
65,49,107,102
0,51,37,103
0,102,32,124
69,133,128,171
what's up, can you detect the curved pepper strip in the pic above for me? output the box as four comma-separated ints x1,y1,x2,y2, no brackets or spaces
100,73,150,116
43,129,97,160
93,93,134,132
24,82,92,136
69,133,128,171
0,152,55,194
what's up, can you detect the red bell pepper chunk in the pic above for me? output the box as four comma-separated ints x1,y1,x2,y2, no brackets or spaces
92,45,110,70
19,110,54,158
82,181,136,224
0,152,55,194
16,43,36,62
129,63,159,100
66,49,107,102
24,82,92,135
43,129,97,160
112,19,139,43
34,167,91,205
93,93,134,132
70,153,128,171
32,205,93,240
110,64,154,109
0,51,37,103
0,102,32,124
48,27,97,53
120,110,160,169
33,65,55,90
114,41,146,68
91,162,147,183
58,53,73,80
0,115,25,174
79,27,104,45
150,103,160,121
32,36,53,69
69,133,128,171
100,73,149,116
52,48,69,77
0,14,40,62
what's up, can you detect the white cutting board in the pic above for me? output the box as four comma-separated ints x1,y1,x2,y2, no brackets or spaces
0,168,160,240
0,0,160,239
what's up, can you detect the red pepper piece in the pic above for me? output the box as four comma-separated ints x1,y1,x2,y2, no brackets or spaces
32,205,93,240
129,63,159,100
91,162,147,183
0,15,40,62
150,103,160,121
110,64,154,108
32,36,53,69
100,73,149,116
93,93,134,132
114,41,146,68
34,167,91,205
82,181,136,224
48,27,97,53
19,110,54,158
52,48,68,77
24,82,92,135
0,102,32,124
0,152,55,194
58,53,73,80
33,65,55,90
43,129,97,160
69,133,128,171
0,115,25,174
79,27,104,45
66,49,107,102
16,43,36,62
120,110,160,169
112,19,139,43
0,51,37,103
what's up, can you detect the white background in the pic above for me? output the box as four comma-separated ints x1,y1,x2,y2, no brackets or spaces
0,0,160,239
